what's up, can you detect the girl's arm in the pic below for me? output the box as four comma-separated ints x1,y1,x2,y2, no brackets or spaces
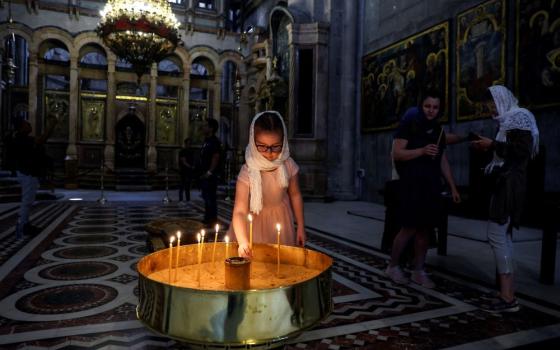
393,138,439,161
440,153,461,203
288,173,306,246
231,179,252,257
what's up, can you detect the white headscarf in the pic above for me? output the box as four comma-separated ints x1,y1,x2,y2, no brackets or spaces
485,85,540,174
245,111,290,215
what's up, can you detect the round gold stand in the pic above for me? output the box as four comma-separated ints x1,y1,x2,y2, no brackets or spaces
137,243,333,349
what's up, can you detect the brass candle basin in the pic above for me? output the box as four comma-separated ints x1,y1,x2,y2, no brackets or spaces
137,243,333,349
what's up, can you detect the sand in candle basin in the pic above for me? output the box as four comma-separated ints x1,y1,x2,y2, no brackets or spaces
148,261,322,290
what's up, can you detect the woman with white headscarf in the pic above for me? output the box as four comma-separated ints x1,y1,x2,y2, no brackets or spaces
472,85,539,313
229,111,306,258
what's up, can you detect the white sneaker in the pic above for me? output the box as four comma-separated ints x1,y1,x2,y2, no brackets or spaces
411,270,436,289
385,265,409,284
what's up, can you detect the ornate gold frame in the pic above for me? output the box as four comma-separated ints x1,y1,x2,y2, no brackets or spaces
456,0,506,121
361,21,449,133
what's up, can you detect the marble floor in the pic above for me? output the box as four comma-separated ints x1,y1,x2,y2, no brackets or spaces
0,190,558,349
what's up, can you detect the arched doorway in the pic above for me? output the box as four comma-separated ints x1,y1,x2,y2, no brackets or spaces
115,112,145,169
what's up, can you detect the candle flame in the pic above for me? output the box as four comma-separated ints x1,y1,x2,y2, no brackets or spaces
215,224,220,232
201,229,205,237
225,235,229,243
170,236,175,243
276,223,281,232
248,213,253,222
177,231,181,239
197,233,201,243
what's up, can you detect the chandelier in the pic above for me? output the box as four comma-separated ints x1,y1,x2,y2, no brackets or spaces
97,0,180,84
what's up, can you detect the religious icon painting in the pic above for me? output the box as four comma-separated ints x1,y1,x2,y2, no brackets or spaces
156,103,178,145
361,22,449,133
80,99,105,141
44,92,69,140
456,0,506,121
516,0,560,109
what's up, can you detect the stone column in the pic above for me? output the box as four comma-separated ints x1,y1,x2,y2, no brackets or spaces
181,64,191,143
104,57,116,170
147,63,158,172
27,52,39,131
213,70,222,126
65,55,79,188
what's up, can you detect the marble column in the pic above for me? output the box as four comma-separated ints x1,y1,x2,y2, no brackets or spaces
181,64,191,143
213,70,222,126
65,55,79,188
147,63,158,172
104,57,116,170
27,52,39,131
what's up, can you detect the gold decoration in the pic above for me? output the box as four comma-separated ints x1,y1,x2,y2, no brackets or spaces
81,99,105,141
156,104,177,144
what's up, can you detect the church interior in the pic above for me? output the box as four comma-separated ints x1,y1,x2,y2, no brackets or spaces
0,0,559,348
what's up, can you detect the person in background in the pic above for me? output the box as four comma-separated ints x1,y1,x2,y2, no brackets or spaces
178,138,195,203
199,118,221,226
471,85,539,313
385,89,461,289
13,117,57,239
229,111,306,258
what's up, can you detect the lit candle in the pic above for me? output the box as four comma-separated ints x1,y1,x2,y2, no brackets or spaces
248,214,253,250
225,235,230,259
168,236,175,284
175,231,181,282
196,232,201,283
211,224,219,267
276,223,281,275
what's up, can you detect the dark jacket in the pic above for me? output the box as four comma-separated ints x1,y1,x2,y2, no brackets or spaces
488,129,533,228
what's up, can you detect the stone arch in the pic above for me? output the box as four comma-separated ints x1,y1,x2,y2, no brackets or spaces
0,23,33,50
189,46,220,75
31,27,74,59
74,32,110,59
172,46,191,75
219,50,245,75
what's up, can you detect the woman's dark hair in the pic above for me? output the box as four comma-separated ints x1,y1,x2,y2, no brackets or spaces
254,112,284,138
420,88,442,102
482,88,494,102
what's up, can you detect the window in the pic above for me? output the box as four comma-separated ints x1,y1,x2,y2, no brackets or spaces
190,88,207,100
168,0,183,4
80,52,108,69
158,58,182,77
43,47,70,65
157,85,179,98
191,62,209,77
4,35,29,86
197,0,214,10
45,75,70,91
80,79,108,92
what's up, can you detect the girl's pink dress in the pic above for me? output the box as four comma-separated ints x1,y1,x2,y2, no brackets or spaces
230,158,299,245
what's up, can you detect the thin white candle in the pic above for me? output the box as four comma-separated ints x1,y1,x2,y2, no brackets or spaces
248,214,253,250
196,232,201,283
168,236,175,284
276,223,281,275
211,224,219,267
175,231,181,282
225,235,230,259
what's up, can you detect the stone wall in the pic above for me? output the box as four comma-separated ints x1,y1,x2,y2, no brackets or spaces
361,0,560,202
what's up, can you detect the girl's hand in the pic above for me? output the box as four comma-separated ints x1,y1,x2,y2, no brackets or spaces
296,226,306,247
471,136,493,151
422,144,439,157
238,243,252,258
451,187,461,204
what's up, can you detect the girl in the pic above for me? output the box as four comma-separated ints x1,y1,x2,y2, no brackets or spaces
472,85,539,312
230,111,306,257
386,89,461,288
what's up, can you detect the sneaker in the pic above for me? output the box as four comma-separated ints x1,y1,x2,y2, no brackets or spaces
385,265,409,284
482,297,520,313
411,270,436,289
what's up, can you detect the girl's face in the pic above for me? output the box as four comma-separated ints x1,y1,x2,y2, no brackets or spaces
254,130,283,161
422,97,440,120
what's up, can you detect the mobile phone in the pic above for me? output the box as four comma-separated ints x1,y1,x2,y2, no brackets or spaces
467,132,481,141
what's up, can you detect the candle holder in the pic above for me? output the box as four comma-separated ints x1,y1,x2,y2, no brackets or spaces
97,163,108,205
162,165,171,204
224,257,251,290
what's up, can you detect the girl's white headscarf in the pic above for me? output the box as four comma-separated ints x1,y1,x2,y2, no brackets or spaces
245,111,290,215
485,85,540,174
